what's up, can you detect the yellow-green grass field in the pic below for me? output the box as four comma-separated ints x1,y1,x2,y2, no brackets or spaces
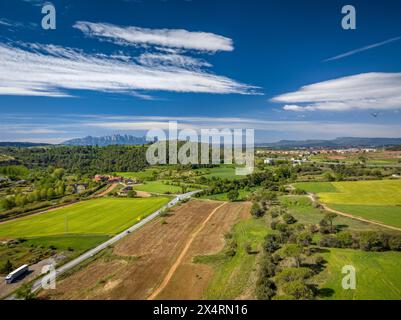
315,248,401,300
296,180,401,228
0,197,170,239
281,196,398,234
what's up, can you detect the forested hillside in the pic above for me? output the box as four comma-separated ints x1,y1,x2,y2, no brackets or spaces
0,146,149,174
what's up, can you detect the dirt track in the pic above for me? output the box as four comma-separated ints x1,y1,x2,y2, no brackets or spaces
40,200,221,299
40,199,251,300
307,193,401,232
154,201,251,300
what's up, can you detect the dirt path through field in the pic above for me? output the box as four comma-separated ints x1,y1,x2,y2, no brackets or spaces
39,199,225,300
147,202,228,300
154,201,252,300
306,193,401,232
93,183,118,197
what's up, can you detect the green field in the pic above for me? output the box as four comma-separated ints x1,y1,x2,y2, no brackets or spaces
281,196,397,233
296,180,401,229
294,182,338,193
315,248,401,300
116,169,159,181
0,235,109,272
200,188,253,202
318,180,401,206
134,181,196,194
330,204,401,229
195,216,271,299
196,166,244,180
0,197,170,239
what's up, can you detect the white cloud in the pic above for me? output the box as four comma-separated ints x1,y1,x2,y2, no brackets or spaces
137,53,211,69
0,42,257,97
2,114,401,143
73,21,234,52
272,72,401,112
0,19,12,27
325,36,401,61
81,115,401,138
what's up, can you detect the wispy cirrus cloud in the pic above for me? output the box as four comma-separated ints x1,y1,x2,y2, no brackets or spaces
272,72,401,112
324,36,401,62
0,42,257,97
73,21,234,52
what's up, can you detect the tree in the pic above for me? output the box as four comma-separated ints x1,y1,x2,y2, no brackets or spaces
227,189,239,202
15,283,36,300
46,188,55,200
388,236,401,251
52,168,65,179
282,213,297,225
1,260,13,274
127,190,137,198
359,232,389,251
275,268,313,285
322,212,337,233
0,197,16,210
251,202,265,218
336,231,354,248
281,280,314,300
264,234,280,253
297,231,313,246
277,244,303,267
319,235,340,248
256,278,276,300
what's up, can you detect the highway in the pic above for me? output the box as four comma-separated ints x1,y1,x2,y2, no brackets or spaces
7,191,199,299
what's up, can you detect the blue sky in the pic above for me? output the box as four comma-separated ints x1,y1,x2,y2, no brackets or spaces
1,0,401,143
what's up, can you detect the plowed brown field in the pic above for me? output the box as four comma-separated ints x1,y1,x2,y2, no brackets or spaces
40,199,250,300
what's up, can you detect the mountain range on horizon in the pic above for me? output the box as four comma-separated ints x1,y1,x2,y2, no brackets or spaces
62,134,148,146
2,136,401,149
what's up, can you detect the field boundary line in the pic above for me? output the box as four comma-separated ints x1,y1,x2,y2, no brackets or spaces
147,201,228,300
306,193,401,232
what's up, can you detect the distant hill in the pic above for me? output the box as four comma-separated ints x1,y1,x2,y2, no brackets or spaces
62,134,148,146
0,142,51,147
258,137,401,149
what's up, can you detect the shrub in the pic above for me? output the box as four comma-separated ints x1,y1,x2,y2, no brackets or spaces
251,202,265,218
1,260,13,274
319,235,340,248
259,258,277,278
264,234,280,253
336,231,354,248
282,213,297,225
297,231,313,246
275,267,313,285
359,232,389,251
227,189,240,202
245,242,253,254
389,236,401,251
281,280,314,300
256,278,276,300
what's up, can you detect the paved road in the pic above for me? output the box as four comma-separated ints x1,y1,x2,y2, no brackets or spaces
6,191,200,299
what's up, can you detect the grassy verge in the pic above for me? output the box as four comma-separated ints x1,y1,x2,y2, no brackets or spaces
194,216,271,299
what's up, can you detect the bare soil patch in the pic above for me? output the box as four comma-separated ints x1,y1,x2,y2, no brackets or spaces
154,201,252,300
40,199,223,300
